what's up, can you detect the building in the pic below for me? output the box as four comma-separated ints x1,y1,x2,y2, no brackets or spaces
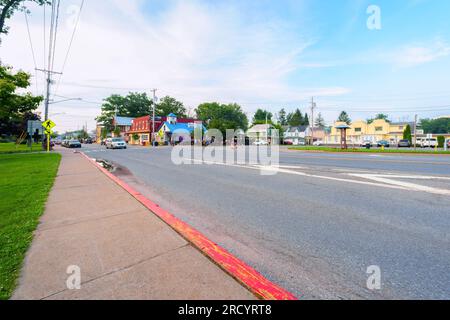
247,124,276,144
127,114,201,146
95,123,105,143
327,119,417,145
156,114,206,145
113,116,134,138
284,126,328,145
284,126,308,145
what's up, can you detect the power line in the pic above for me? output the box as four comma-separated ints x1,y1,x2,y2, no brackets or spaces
50,0,62,73
43,3,46,72
54,0,85,98
24,11,39,95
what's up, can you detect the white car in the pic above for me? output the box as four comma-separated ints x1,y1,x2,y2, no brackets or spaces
420,138,438,148
106,138,127,149
313,140,323,146
253,140,269,146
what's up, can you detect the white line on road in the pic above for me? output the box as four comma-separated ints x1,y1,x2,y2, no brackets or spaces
349,174,450,196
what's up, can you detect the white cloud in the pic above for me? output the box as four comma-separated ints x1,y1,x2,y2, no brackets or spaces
1,0,347,132
390,39,450,68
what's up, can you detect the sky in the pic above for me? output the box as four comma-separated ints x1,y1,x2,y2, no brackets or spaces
1,0,450,133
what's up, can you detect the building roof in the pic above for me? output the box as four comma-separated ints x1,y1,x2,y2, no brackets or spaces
285,125,308,133
335,124,351,129
114,116,134,126
248,124,273,132
161,122,206,133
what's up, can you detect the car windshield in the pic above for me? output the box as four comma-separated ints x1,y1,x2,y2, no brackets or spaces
70,140,79,143
112,138,124,142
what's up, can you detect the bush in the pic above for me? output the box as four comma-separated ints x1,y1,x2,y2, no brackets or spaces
437,136,445,148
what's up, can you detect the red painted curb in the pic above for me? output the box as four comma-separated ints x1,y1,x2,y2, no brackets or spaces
80,152,297,300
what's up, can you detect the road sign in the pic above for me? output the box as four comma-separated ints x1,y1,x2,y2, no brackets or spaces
43,119,56,130
28,120,43,135
44,128,52,136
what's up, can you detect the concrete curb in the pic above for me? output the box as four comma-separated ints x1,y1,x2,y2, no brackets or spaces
80,152,297,300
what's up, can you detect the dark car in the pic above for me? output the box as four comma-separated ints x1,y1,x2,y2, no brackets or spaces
68,140,82,148
377,140,390,148
398,139,411,148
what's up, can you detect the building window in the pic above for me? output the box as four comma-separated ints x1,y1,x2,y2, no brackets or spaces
375,127,383,132
355,128,362,132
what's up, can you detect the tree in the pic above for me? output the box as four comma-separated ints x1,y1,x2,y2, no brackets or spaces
315,113,326,129
252,109,272,124
403,124,412,143
437,136,445,148
0,0,49,40
0,63,43,135
303,113,310,126
338,111,351,125
196,102,248,135
156,96,187,117
287,109,303,126
96,92,153,132
420,118,450,134
278,108,287,126
367,113,390,124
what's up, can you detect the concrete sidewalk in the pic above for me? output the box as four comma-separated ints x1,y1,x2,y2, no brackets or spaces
13,149,255,300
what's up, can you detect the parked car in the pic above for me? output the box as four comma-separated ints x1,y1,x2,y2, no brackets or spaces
420,138,438,148
360,140,372,148
67,140,82,148
398,139,411,148
313,140,323,146
106,138,127,149
377,140,390,148
253,140,268,146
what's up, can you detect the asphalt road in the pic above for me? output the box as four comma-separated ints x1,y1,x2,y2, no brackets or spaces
81,144,450,299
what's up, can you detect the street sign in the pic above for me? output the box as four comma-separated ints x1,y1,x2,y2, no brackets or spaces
43,119,56,131
27,120,43,135
42,119,56,152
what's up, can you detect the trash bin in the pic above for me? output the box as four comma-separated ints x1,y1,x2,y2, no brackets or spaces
366,144,371,150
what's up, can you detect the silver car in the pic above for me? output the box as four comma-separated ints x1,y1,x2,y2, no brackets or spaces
106,138,127,149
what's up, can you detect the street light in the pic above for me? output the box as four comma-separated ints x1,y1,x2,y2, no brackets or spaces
49,97,82,105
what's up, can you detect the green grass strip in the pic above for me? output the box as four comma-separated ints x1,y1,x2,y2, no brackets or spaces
0,153,61,300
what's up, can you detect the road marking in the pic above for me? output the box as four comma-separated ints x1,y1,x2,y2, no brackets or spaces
280,153,450,166
349,174,450,196
184,158,410,192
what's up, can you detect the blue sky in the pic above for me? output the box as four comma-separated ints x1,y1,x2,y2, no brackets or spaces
2,0,450,132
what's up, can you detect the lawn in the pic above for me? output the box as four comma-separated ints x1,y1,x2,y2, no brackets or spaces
0,143,42,154
288,146,450,155
0,153,61,300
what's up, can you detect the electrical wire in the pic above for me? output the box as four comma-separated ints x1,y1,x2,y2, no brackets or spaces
24,11,39,95
54,0,86,98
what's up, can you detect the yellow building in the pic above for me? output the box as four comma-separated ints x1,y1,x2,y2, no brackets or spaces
328,119,413,145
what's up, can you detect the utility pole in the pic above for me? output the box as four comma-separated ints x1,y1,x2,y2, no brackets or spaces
413,114,418,151
36,68,62,121
150,89,158,146
310,97,316,145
